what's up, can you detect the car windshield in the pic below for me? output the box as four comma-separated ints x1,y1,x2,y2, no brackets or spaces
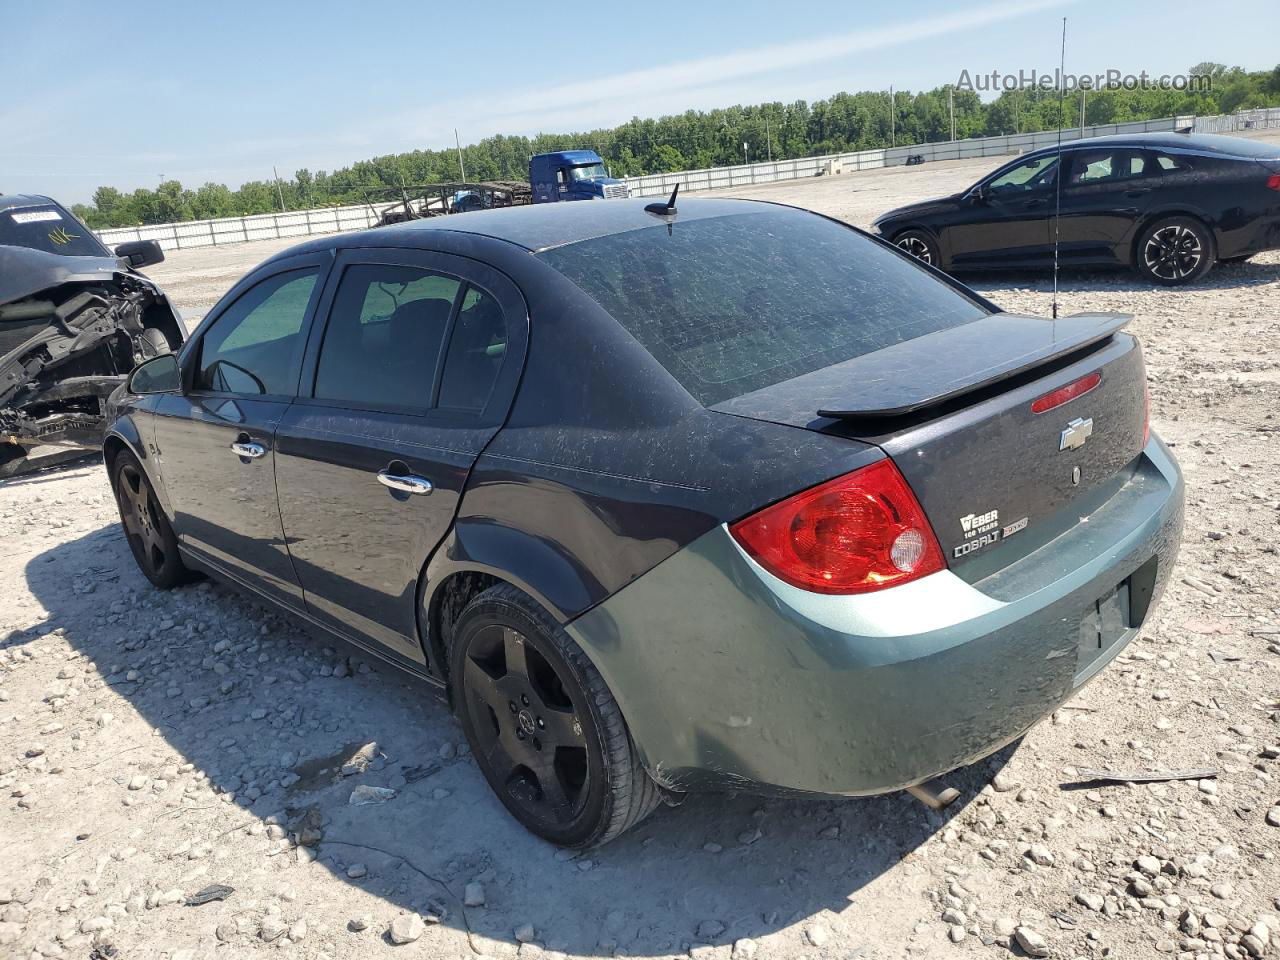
567,163,608,181
0,203,108,257
538,209,990,406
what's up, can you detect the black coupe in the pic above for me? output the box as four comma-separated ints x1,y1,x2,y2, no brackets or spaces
872,132,1280,285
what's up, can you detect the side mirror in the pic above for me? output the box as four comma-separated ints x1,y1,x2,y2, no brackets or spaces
970,184,989,203
115,239,165,269
128,353,180,395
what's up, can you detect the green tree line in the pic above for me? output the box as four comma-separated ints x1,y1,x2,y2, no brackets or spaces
73,61,1280,229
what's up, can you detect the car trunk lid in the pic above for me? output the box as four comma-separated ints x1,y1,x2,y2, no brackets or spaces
712,311,1148,575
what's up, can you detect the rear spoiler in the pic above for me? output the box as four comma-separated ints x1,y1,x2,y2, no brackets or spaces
713,311,1131,426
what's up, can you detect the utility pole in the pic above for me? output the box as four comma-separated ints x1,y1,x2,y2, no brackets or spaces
743,141,748,165
1079,89,1087,134
454,128,466,182
764,110,772,162
949,87,956,141
889,86,896,147
272,166,286,212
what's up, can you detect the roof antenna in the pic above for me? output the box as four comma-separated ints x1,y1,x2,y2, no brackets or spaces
644,183,680,234
1051,16,1067,323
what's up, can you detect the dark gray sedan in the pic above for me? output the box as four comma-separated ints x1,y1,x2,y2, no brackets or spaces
106,198,1184,846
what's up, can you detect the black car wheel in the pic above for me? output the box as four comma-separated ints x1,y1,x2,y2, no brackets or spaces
112,451,191,589
449,584,662,847
1136,217,1215,286
892,229,940,267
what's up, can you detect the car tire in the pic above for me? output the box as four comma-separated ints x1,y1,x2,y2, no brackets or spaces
892,229,941,267
1135,216,1215,286
111,450,192,590
448,583,663,847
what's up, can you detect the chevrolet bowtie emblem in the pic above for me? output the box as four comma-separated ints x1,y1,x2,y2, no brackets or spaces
1059,416,1094,451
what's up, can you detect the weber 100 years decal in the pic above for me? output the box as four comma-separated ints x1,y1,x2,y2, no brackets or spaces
954,507,1028,558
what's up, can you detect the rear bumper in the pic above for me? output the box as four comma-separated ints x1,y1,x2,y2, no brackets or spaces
567,436,1184,796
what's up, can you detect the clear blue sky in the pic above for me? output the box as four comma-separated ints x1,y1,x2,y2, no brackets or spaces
3,0,1275,203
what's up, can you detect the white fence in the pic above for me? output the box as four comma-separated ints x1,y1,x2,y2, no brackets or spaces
1191,106,1280,135
96,203,384,252
621,117,1186,198
93,110,1275,251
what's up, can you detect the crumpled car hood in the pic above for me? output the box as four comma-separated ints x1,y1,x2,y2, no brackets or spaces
0,245,129,306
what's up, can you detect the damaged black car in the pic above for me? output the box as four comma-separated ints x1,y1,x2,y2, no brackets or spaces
0,194,185,477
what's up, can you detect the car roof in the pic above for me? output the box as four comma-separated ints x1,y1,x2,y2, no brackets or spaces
0,194,58,212
536,150,603,164
278,197,774,262
1031,131,1280,159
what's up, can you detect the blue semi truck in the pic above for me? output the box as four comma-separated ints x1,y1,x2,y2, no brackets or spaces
369,150,629,225
528,150,629,203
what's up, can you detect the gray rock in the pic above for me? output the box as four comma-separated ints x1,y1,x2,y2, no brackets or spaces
1075,891,1105,912
731,938,758,960
992,771,1019,792
388,913,425,945
464,882,485,907
993,918,1018,937
1026,844,1054,866
348,916,371,932
346,864,367,879
1015,926,1049,958
259,916,288,941
514,922,536,943
697,920,726,940
1136,855,1162,876
805,924,829,947
1265,807,1280,828
948,925,966,943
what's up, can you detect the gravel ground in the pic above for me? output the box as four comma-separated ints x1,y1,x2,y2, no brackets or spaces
3,141,1280,960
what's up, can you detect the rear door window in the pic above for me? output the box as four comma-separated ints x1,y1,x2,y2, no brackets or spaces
195,269,319,396
538,209,989,406
312,264,461,412
438,286,507,412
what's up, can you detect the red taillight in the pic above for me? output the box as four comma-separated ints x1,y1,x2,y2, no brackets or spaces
1031,371,1101,414
1267,173,1280,192
729,459,945,595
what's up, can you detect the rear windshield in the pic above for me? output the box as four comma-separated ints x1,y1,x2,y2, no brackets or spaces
538,209,989,405
0,204,108,258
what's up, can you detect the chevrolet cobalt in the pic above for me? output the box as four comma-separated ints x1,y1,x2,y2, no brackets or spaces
106,198,1184,846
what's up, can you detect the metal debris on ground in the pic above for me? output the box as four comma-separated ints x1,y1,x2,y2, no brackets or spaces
1067,768,1219,785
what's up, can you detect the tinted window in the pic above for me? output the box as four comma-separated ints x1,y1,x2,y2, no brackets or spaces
438,286,507,411
988,154,1059,193
314,264,460,411
0,203,108,257
538,210,989,406
196,269,318,396
1069,149,1149,184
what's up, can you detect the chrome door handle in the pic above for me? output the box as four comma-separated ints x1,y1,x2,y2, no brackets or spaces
230,441,266,459
377,471,433,495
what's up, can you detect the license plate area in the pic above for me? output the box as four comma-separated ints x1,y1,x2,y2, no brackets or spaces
1077,581,1131,669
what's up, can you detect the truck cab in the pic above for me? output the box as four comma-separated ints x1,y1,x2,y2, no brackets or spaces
529,150,629,203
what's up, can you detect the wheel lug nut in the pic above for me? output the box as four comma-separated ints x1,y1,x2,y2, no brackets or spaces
536,717,544,729
521,694,529,706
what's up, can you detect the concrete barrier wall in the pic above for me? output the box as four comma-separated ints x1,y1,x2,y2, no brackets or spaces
92,110,1269,251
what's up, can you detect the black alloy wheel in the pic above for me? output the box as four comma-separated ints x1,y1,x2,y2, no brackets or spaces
893,229,939,266
1137,217,1215,286
113,453,190,589
449,584,663,847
